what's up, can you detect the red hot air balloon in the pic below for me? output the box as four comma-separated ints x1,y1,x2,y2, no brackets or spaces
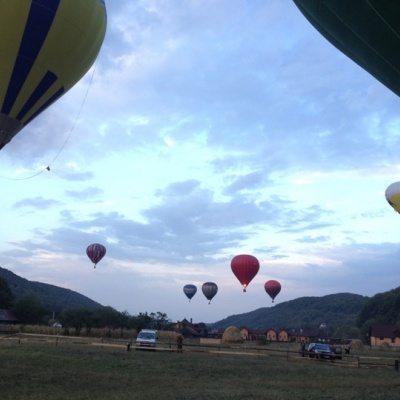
86,243,106,268
202,282,218,304
183,284,197,302
264,280,281,303
231,254,260,292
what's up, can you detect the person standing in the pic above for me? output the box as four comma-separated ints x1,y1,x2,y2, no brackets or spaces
177,334,183,353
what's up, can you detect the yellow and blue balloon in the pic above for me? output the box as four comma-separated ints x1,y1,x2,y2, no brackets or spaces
385,182,400,214
0,0,107,149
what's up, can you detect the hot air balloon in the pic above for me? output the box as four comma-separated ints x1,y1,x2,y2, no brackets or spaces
385,182,400,213
0,0,107,149
292,1,400,97
183,284,197,302
264,280,281,303
231,254,260,292
202,282,218,304
86,243,106,268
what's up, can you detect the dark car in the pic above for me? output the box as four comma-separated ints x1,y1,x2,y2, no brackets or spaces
307,343,336,360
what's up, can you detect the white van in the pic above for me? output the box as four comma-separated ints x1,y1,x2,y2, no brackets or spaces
135,329,158,348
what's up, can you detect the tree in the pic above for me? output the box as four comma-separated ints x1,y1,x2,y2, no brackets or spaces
12,294,47,324
0,277,14,309
131,312,153,332
60,308,93,336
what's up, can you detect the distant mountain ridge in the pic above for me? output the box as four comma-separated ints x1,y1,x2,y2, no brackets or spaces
0,267,369,331
212,293,368,331
0,267,103,313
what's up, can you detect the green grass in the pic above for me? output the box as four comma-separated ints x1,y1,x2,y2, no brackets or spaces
1,339,400,399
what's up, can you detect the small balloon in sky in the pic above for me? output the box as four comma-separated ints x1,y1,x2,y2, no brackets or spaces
86,243,106,268
264,280,281,303
183,284,197,302
202,282,218,304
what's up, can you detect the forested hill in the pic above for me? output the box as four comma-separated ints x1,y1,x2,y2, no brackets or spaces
0,267,103,313
212,293,368,331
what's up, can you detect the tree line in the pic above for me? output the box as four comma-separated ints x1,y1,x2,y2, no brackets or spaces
0,277,170,336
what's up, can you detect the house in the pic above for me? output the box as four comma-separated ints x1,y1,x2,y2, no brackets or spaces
369,325,400,347
277,329,289,342
0,309,19,325
239,327,263,341
289,328,317,343
240,327,250,340
172,318,203,338
265,328,277,341
0,309,19,333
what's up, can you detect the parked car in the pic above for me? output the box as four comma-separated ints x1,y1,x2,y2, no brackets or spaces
135,329,158,350
307,343,336,360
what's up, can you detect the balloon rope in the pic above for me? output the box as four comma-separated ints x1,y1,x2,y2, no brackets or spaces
0,61,98,181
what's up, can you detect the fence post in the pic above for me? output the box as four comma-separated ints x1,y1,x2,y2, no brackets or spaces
395,360,399,372
56,337,58,346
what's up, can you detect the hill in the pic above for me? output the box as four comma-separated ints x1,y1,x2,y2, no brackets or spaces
0,267,103,313
212,293,368,331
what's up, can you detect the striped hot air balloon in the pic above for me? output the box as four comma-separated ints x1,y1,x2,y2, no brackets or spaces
0,0,107,149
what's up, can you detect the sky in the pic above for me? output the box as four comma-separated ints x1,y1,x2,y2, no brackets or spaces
1,0,400,324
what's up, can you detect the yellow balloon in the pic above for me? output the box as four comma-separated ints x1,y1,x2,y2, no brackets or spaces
0,0,107,149
385,182,400,213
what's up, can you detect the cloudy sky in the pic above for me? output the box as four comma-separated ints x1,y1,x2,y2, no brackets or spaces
1,0,400,324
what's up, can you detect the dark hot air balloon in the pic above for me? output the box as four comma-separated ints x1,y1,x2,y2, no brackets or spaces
0,0,107,149
264,280,281,303
292,0,400,97
86,243,106,268
231,254,260,292
202,282,218,304
183,284,197,302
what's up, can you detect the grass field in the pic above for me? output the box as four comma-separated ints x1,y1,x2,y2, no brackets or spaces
1,337,400,399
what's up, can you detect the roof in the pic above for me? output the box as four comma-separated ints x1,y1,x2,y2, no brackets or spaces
0,309,19,323
290,328,318,337
370,325,400,338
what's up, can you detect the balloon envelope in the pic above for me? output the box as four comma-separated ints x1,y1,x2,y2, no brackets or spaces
202,282,218,304
385,182,400,213
231,254,260,292
292,0,400,97
0,0,107,149
183,284,197,301
86,243,106,268
264,280,281,303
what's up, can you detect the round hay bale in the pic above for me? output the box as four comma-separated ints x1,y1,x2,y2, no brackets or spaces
222,326,243,344
349,339,363,350
380,342,390,351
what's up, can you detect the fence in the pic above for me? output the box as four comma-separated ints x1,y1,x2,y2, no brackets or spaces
1,332,399,370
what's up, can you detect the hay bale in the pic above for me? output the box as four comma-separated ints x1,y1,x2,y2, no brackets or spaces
380,342,391,351
222,326,243,344
349,339,363,350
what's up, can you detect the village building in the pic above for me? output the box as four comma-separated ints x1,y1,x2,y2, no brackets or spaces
0,309,19,325
172,318,205,338
0,309,19,333
265,328,277,341
289,328,317,343
369,325,400,347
